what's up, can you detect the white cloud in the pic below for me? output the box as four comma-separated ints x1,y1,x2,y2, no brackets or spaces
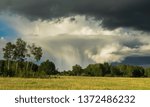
0,37,4,40
1,13,150,70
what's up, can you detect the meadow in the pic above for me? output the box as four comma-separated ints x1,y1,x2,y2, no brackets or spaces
0,76,150,90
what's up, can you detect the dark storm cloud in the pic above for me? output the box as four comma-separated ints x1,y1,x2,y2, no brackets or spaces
0,0,150,31
117,56,150,66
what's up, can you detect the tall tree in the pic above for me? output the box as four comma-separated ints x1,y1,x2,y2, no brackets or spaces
33,47,43,62
28,43,43,62
13,38,27,71
3,42,15,70
28,43,43,71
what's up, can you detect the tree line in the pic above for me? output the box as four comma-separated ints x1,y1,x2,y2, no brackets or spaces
0,38,58,78
61,63,150,77
0,38,150,78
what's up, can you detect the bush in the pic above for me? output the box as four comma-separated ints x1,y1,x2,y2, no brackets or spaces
132,66,145,77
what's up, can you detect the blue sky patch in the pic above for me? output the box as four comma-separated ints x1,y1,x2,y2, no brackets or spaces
0,20,17,39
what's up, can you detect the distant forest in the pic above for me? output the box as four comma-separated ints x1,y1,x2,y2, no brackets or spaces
0,38,150,78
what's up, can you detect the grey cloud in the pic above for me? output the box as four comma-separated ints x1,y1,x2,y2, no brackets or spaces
117,56,150,66
0,0,150,31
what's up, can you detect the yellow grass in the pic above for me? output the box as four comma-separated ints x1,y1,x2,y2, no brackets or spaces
0,76,150,90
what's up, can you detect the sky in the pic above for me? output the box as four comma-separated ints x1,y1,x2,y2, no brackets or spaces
0,0,150,70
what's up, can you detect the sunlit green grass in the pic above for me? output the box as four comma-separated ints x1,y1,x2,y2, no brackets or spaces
0,76,150,90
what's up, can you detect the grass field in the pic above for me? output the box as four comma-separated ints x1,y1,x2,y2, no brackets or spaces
0,76,150,90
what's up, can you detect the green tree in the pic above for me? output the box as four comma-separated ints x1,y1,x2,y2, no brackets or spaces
84,64,103,76
102,62,111,76
28,44,43,71
72,64,83,76
123,65,133,77
28,44,43,62
145,68,150,77
110,66,122,77
39,60,56,75
132,66,144,77
2,38,44,77
34,47,43,62
3,42,15,70
13,38,27,73
13,38,27,61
